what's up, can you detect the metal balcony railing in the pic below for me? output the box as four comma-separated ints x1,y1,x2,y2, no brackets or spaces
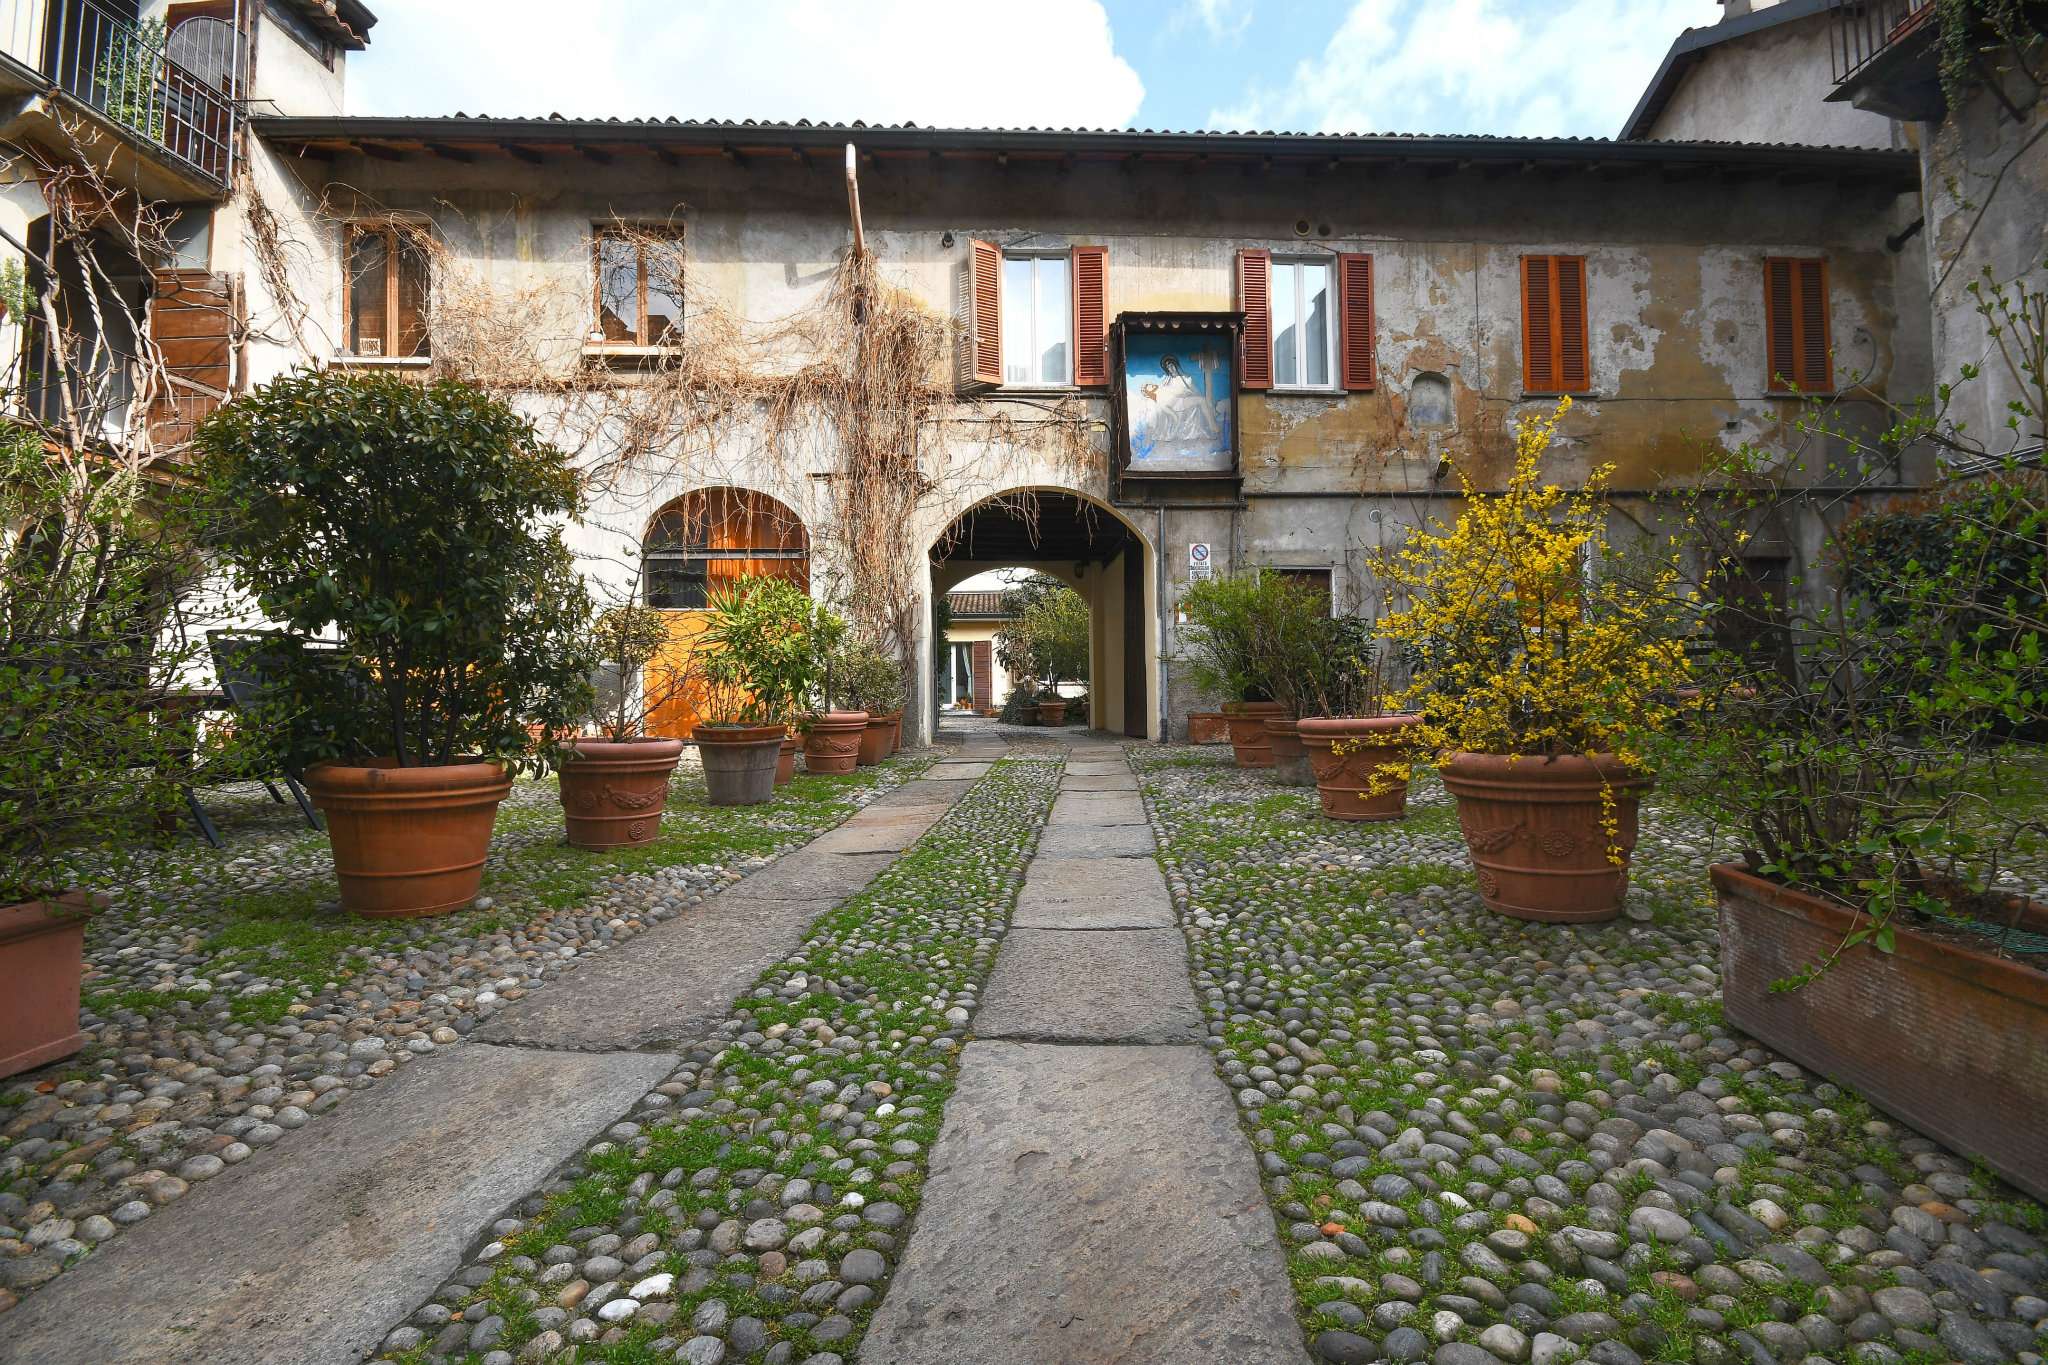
0,0,242,187
1828,0,1938,85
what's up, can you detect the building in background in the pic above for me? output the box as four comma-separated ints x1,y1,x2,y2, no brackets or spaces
939,589,1012,716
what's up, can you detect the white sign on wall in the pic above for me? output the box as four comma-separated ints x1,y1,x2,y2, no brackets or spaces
1187,542,1212,581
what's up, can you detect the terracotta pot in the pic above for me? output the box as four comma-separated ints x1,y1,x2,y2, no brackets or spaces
304,759,512,918
856,713,892,766
557,736,685,850
1,892,98,1079
803,710,869,775
884,710,903,754
776,733,798,786
1438,752,1649,923
1715,864,2048,1200
1038,699,1069,726
1298,715,1421,821
1222,700,1288,767
695,724,784,806
1186,711,1228,745
1262,716,1314,787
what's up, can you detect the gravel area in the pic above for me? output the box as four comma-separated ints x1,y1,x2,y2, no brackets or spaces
1130,747,2048,1365
0,755,925,1314
370,753,1063,1365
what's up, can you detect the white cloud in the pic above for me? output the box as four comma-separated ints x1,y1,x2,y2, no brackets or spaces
1173,0,1255,42
348,0,1144,129
1208,0,1717,138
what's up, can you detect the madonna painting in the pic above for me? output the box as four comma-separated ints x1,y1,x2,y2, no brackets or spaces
1124,333,1233,474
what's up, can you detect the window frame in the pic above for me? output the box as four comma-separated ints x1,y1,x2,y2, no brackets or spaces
999,249,1074,389
1520,253,1591,397
340,220,431,363
640,490,810,613
1763,256,1833,396
1270,565,1336,615
589,224,685,351
1268,255,1338,392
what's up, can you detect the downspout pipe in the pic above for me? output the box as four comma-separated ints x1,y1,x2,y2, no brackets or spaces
844,143,865,257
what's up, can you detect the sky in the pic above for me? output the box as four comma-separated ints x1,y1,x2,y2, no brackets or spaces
346,0,1728,141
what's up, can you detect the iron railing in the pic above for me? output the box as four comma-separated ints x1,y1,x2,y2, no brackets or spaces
1828,0,1938,85
0,0,242,186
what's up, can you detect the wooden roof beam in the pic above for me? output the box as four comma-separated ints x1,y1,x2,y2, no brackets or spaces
356,141,405,161
576,144,614,165
426,142,473,163
505,143,544,164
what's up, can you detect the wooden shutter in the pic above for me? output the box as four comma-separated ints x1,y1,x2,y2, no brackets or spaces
147,268,238,448
1072,245,1108,387
958,238,1002,391
1337,253,1375,391
1521,255,1589,395
971,640,993,711
1237,248,1272,390
1765,257,1832,393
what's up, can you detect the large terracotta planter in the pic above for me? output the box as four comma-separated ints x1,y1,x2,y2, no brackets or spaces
1,893,97,1079
1438,752,1648,923
1038,699,1069,727
776,733,799,787
1187,712,1228,745
804,710,869,775
558,736,685,849
884,710,903,754
1223,701,1288,767
304,759,512,918
1715,864,2048,1201
1298,715,1421,821
1263,717,1314,787
696,724,783,806
856,713,892,766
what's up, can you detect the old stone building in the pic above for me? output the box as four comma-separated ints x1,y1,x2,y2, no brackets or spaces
4,0,2037,743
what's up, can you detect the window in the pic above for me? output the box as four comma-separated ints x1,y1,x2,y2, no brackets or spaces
1000,253,1070,386
593,226,684,347
1764,257,1832,394
1521,254,1590,395
641,488,809,611
344,223,429,359
264,0,336,67
1271,259,1334,389
1274,567,1334,614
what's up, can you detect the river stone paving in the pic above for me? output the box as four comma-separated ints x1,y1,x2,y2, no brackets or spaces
1130,747,2048,1365
0,756,922,1316
364,754,1064,1364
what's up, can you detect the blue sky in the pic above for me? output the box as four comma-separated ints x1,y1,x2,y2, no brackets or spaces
348,1,1727,142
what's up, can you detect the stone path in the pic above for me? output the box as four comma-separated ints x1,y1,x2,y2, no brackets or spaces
865,733,1309,1364
0,769,976,1365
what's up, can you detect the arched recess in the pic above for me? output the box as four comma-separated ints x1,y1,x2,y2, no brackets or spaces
927,488,1158,740
640,487,809,738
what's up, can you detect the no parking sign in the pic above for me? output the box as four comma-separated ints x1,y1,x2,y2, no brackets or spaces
1188,542,1212,581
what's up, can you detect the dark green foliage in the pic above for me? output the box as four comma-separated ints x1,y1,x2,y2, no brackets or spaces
195,369,596,769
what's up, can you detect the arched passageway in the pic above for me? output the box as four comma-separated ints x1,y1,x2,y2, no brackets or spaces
928,491,1157,740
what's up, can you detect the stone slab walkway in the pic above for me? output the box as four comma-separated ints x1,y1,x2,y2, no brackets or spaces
869,734,1309,1363
0,1043,675,1365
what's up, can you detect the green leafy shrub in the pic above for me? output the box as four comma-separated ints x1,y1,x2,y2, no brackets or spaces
195,369,595,769
836,637,906,715
699,575,841,726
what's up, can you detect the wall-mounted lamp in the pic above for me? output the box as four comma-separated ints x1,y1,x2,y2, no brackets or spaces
941,231,956,249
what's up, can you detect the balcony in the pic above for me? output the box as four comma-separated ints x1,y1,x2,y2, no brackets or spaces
1826,0,1945,120
0,0,242,196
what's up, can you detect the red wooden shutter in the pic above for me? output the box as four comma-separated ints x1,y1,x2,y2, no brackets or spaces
964,239,1002,389
1072,245,1108,387
1237,248,1272,390
1337,252,1375,391
1522,256,1556,393
1556,256,1589,393
1764,257,1833,394
971,640,993,710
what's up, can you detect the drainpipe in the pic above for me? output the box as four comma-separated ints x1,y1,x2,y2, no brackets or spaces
844,143,865,257
1156,505,1168,743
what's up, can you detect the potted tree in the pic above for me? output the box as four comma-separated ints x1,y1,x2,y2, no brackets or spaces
1294,619,1421,821
557,602,690,848
0,427,217,1076
697,576,828,800
1179,570,1288,767
197,370,595,918
838,638,907,766
1250,574,1341,787
1373,399,1692,922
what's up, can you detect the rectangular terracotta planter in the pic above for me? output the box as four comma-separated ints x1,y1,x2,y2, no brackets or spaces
1,892,98,1080
1714,863,2048,1202
1186,711,1228,744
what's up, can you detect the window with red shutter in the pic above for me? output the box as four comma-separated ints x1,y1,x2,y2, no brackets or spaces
1521,254,1590,395
1764,256,1833,394
1072,245,1108,387
1338,253,1375,392
959,238,1002,391
1237,248,1272,390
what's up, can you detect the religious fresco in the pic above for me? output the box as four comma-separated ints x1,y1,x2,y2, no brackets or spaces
1123,333,1233,474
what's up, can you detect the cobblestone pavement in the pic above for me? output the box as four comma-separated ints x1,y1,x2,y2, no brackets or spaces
1131,745,2048,1365
0,755,923,1315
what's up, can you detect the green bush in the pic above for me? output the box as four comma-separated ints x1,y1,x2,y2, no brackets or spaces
195,369,595,769
836,637,906,715
699,576,841,726
1178,569,1332,707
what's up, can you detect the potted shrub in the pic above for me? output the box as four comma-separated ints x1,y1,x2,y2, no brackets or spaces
0,430,217,1076
836,637,907,766
197,370,595,918
997,574,1090,732
698,576,830,797
558,602,688,848
1373,400,1692,922
1663,391,2047,1195
1036,692,1069,727
1249,574,1343,787
1180,570,1292,767
1293,619,1421,822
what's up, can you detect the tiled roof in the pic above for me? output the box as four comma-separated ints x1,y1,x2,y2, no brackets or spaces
946,591,1012,619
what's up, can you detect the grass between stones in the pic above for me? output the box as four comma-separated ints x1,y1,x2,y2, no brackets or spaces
1132,746,2048,1365
376,754,1064,1365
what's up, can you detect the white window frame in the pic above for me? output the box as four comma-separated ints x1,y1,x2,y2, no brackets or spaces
1270,255,1337,392
1000,250,1072,389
